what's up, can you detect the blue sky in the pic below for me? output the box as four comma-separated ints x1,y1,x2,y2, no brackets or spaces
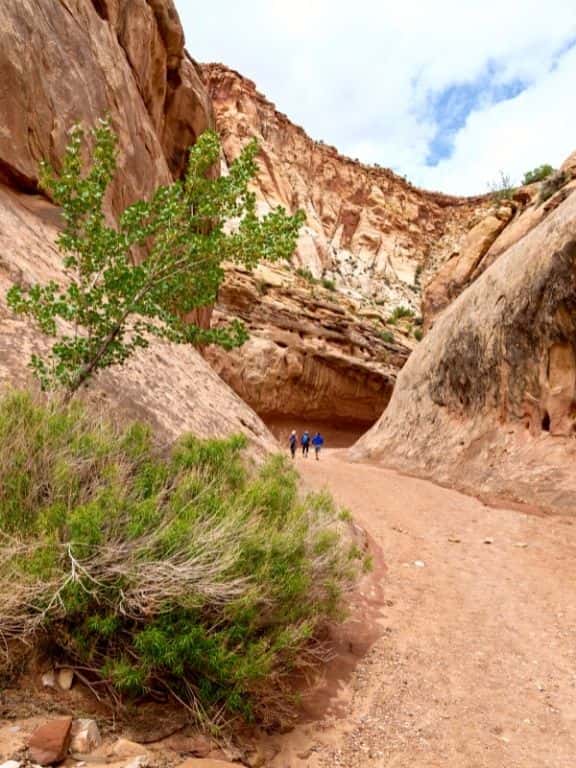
178,1,576,194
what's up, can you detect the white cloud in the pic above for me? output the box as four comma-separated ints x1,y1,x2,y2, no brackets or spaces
178,0,576,194
413,45,576,194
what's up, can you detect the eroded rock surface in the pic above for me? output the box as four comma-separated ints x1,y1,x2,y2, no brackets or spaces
201,63,490,422
205,264,412,427
423,165,576,329
202,63,487,311
0,185,275,452
0,1,273,453
353,186,576,514
0,0,212,209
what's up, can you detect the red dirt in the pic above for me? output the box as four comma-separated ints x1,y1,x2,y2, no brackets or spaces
271,448,576,767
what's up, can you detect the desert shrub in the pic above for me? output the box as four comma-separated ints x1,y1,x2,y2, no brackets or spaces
0,391,364,724
414,263,424,286
539,170,568,204
295,267,317,284
321,277,336,291
380,330,394,344
389,305,415,323
414,328,423,341
522,164,554,185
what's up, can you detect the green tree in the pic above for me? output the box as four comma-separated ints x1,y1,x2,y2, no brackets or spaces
7,120,304,397
522,164,555,185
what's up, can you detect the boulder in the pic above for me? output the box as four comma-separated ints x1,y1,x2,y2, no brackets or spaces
70,720,101,754
28,718,73,765
423,205,514,328
111,739,150,760
158,734,212,757
40,670,56,688
57,669,74,691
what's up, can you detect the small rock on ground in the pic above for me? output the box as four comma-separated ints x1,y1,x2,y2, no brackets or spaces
28,717,73,766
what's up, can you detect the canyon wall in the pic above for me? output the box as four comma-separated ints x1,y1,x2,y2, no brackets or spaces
0,0,274,453
206,263,411,428
352,167,576,514
202,63,492,426
203,63,488,308
423,155,576,329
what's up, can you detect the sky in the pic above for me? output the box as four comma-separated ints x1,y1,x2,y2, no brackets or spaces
178,1,576,195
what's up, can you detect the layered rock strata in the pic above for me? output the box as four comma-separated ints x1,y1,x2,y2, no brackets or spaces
201,63,491,422
423,156,576,329
205,264,412,427
202,63,488,310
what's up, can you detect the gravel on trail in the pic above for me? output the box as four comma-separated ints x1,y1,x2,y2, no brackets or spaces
271,449,576,768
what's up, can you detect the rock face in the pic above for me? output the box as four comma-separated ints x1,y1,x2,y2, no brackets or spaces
200,63,489,424
0,1,274,453
423,162,576,329
205,264,412,428
352,184,576,514
202,63,487,309
0,0,213,207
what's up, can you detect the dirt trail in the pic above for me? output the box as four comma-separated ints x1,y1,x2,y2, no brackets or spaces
273,449,576,768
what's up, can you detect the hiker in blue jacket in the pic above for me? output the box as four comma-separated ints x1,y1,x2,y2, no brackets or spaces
301,430,310,457
312,431,324,460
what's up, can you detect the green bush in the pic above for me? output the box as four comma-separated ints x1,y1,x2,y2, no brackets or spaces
380,330,394,344
414,328,423,341
295,267,317,284
389,305,415,323
321,277,336,291
522,164,554,185
0,392,363,724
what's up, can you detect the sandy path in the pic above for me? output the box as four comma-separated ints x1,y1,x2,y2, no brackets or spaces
273,449,576,768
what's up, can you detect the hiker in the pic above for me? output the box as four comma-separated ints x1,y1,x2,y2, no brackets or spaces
312,431,324,460
289,429,297,459
301,430,310,457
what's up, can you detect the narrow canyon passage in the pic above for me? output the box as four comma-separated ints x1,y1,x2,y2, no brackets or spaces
272,450,576,768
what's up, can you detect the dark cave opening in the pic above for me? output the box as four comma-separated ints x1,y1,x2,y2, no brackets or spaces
264,415,376,449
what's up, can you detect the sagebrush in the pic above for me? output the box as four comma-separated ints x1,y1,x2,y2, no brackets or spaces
0,392,365,724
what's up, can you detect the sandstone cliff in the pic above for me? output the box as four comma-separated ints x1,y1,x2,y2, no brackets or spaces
200,63,490,427
352,173,576,514
423,155,576,329
203,63,488,308
0,0,274,452
205,263,412,428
